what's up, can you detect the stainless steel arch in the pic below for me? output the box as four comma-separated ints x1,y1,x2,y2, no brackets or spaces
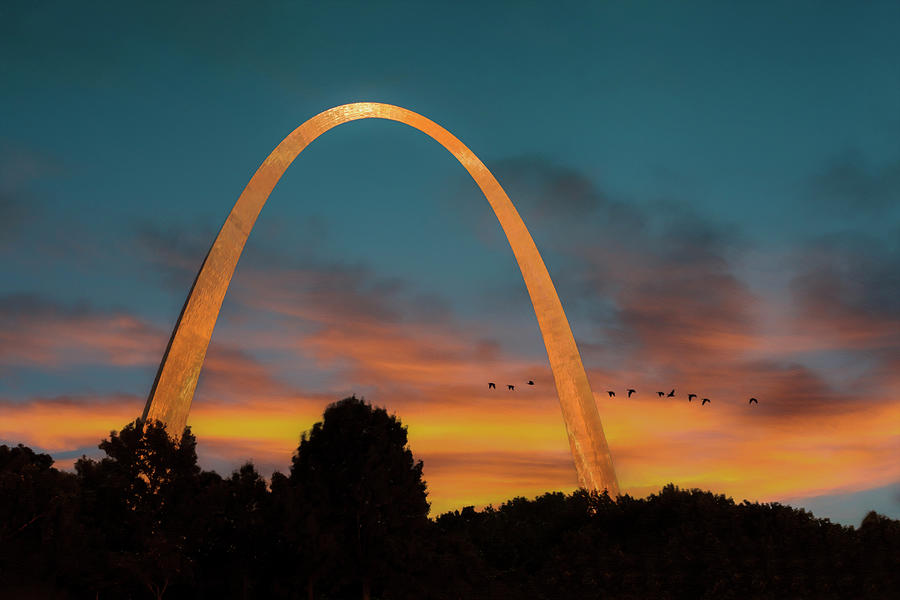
142,102,619,495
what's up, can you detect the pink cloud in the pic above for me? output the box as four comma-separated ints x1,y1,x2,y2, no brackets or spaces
0,295,165,369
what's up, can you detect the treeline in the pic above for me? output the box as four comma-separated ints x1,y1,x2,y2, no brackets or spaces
1,396,899,599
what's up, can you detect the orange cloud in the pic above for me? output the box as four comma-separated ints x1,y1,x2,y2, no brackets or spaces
0,394,140,451
0,294,165,368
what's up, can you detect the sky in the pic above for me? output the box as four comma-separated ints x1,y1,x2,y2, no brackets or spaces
2,0,899,523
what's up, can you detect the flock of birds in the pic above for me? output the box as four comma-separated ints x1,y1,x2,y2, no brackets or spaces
488,381,534,391
488,381,760,406
605,388,760,406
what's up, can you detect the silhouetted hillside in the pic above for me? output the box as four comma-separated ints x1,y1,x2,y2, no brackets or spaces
2,397,898,599
436,486,900,599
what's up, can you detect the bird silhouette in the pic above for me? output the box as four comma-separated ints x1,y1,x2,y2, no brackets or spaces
749,397,758,405
657,391,665,397
607,391,615,398
688,393,697,402
701,398,711,405
627,389,636,398
488,382,496,389
508,385,515,391
667,389,676,398
527,380,535,386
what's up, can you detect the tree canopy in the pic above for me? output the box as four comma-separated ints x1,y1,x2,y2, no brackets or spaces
286,396,431,600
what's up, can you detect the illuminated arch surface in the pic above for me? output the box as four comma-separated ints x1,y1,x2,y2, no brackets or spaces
142,103,620,495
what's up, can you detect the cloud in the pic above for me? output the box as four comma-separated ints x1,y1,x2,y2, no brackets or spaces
788,233,900,384
0,144,61,246
0,294,166,369
808,151,900,216
463,156,648,249
492,156,610,218
135,224,216,292
592,229,756,359
0,193,29,245
136,216,454,323
490,157,758,357
198,342,299,401
476,156,899,430
790,233,900,323
135,217,477,394
421,449,576,512
0,393,142,451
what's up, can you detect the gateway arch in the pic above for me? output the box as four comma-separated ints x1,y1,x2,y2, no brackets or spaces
142,102,620,496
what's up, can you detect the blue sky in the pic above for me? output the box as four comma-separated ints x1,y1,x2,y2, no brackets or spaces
2,1,899,521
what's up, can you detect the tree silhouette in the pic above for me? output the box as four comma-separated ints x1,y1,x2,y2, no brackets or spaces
0,444,80,597
858,510,900,595
288,396,431,600
0,444,63,546
76,419,202,599
187,462,275,599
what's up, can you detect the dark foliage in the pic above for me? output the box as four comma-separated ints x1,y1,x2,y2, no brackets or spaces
282,396,431,599
0,443,82,597
1,396,898,599
435,486,900,599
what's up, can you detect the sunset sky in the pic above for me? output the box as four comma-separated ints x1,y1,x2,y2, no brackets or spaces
2,1,899,523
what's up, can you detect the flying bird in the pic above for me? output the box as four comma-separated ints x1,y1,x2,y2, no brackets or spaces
701,398,711,405
488,382,496,389
688,393,697,402
527,380,534,386
508,385,515,391
667,389,676,398
657,391,665,397
749,397,758,405
627,389,636,398
607,391,615,398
